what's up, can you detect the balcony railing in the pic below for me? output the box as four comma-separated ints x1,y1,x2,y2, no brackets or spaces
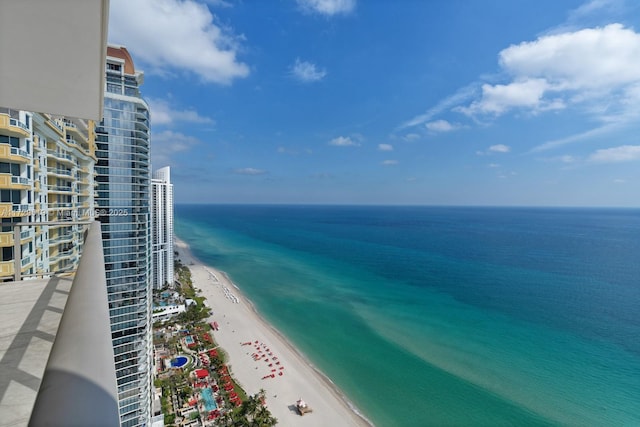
47,149,73,162
48,119,64,134
12,203,32,212
10,175,30,185
9,118,29,132
28,221,120,425
47,168,73,177
10,146,30,158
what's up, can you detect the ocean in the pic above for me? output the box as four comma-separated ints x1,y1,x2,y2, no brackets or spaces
174,205,640,426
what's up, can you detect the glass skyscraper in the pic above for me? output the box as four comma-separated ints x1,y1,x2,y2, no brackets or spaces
151,166,174,290
95,46,152,427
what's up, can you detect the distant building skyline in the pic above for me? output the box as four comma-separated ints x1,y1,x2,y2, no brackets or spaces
152,166,174,289
96,45,153,427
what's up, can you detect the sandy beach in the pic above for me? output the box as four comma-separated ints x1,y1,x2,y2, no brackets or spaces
174,237,372,427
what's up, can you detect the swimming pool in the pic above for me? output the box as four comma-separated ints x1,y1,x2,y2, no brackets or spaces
201,387,217,412
170,356,189,368
185,335,195,345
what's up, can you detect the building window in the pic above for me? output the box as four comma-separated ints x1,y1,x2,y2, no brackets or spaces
0,190,21,203
107,83,122,94
0,135,19,147
1,247,13,262
107,63,121,72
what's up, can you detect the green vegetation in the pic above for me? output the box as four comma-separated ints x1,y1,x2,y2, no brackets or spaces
214,390,277,426
156,259,277,426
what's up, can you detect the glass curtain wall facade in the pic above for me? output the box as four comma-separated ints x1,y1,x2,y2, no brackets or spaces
95,46,152,427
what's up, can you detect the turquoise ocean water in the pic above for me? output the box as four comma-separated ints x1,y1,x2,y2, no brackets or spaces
175,205,640,426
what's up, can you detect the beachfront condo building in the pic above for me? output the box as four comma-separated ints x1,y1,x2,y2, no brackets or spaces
96,45,153,427
151,166,174,290
0,108,96,281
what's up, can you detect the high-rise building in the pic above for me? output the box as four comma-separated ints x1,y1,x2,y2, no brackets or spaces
151,166,174,290
0,108,96,281
95,46,152,427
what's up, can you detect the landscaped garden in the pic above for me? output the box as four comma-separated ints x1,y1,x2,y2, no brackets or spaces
153,260,277,426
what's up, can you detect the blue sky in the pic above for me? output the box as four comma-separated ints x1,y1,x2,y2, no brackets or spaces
109,0,640,206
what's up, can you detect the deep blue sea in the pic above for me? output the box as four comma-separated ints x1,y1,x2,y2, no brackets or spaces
175,205,640,426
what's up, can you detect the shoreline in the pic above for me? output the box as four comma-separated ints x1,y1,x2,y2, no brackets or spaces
174,236,373,427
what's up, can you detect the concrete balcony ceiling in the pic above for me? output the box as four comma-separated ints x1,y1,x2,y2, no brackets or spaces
0,1,109,120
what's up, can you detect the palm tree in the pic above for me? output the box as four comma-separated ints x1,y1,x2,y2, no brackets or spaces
241,394,259,421
253,405,277,427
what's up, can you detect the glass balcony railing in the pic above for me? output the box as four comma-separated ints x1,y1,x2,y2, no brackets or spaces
47,149,73,162
9,117,29,132
11,175,30,185
12,203,32,212
47,168,73,177
10,146,30,158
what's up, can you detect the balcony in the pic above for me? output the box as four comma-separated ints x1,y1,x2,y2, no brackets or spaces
12,204,33,213
46,168,73,178
0,174,30,190
46,149,74,165
21,255,32,268
0,144,31,164
48,185,75,194
0,221,119,426
20,229,33,241
0,229,36,246
49,248,75,264
45,118,64,136
0,114,30,138
46,202,73,209
64,121,89,146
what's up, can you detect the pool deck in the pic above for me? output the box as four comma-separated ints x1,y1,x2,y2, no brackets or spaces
171,355,189,368
200,387,217,412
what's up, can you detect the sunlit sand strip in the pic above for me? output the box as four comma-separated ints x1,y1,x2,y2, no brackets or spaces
174,237,372,426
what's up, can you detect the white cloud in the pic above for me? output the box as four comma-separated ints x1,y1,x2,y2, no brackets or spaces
500,24,640,90
613,178,626,183
329,136,359,146
378,144,393,151
382,160,398,165
109,0,249,84
147,98,214,126
403,133,421,141
488,163,500,168
425,119,457,132
296,0,356,16
152,130,201,166
400,83,477,129
588,145,640,162
459,24,640,118
530,122,619,152
460,79,563,115
204,0,233,7
567,0,621,23
234,168,268,175
290,59,327,82
489,144,511,153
